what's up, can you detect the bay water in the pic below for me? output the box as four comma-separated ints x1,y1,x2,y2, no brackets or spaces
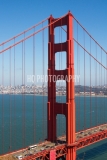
0,94,107,159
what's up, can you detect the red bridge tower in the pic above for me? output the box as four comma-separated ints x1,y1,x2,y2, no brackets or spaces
48,12,76,160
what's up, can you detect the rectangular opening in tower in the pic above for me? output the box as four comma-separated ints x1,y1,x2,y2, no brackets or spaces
56,80,66,103
55,51,66,70
54,26,67,44
56,114,66,138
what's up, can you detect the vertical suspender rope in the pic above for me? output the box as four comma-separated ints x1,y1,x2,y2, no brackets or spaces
2,45,4,153
104,55,105,124
14,38,16,150
90,36,92,128
101,49,102,124
9,48,12,152
84,29,86,130
77,22,80,132
42,22,45,141
33,27,36,143
61,19,63,137
105,53,107,123
61,22,62,136
59,27,61,136
24,32,26,147
99,61,100,124
96,44,98,126
22,41,24,147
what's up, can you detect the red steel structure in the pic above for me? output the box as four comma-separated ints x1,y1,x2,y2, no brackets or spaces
48,12,76,160
0,12,107,160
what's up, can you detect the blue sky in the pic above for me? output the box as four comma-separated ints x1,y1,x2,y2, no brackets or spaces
0,0,107,49
0,0,107,86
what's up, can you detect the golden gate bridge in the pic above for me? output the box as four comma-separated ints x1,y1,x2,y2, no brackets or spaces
0,12,107,160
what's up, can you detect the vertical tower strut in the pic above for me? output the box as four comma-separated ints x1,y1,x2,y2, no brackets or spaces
48,12,76,160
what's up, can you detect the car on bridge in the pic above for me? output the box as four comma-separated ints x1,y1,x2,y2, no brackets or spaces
16,155,23,160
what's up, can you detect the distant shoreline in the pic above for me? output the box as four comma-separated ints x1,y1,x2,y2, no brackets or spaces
0,93,107,97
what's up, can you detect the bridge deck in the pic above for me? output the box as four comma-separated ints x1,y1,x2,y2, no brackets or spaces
1,123,107,160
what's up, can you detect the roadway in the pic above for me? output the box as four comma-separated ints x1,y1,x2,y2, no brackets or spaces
1,123,107,160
